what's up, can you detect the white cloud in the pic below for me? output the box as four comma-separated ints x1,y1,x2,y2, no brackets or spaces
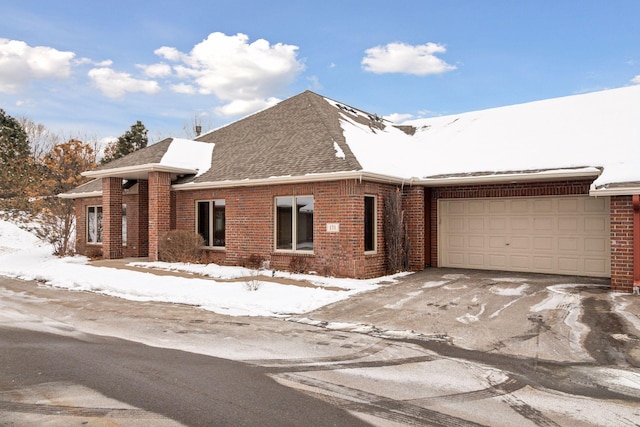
632,75,640,84
214,97,280,117
88,67,160,98
138,62,172,78
0,38,75,93
170,83,196,94
154,32,304,116
362,42,456,76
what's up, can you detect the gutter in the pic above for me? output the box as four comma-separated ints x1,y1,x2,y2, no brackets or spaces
589,185,640,197
82,163,198,179
419,167,601,187
171,171,407,191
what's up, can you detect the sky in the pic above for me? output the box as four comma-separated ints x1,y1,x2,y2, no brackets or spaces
1,1,639,144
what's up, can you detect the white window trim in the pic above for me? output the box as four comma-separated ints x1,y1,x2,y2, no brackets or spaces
274,195,314,253
196,199,226,249
364,195,377,254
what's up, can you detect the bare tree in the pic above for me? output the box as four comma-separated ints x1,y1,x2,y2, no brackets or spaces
18,116,59,161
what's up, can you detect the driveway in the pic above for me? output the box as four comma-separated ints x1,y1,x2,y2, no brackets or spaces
2,268,640,426
306,267,640,365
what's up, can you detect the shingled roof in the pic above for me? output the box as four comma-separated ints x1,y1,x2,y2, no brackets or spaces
191,90,363,182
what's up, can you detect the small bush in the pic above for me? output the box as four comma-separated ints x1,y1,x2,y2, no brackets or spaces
85,246,102,260
158,230,204,263
242,254,265,270
288,256,309,274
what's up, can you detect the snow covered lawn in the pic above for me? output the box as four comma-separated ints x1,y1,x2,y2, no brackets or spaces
0,219,404,317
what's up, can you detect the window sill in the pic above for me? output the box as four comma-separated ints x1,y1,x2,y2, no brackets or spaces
273,250,314,256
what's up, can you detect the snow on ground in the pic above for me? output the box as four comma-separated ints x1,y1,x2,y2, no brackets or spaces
0,219,402,317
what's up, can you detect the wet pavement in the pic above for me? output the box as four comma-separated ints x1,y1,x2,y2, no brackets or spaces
1,267,640,426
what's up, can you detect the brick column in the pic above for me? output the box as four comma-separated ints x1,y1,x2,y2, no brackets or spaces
102,177,123,259
148,171,171,261
611,196,634,291
403,186,425,271
137,180,149,257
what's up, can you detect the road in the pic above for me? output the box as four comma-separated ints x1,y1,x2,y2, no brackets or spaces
1,272,640,426
0,325,367,426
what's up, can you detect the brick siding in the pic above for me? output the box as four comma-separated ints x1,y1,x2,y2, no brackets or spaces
175,180,398,279
610,196,634,291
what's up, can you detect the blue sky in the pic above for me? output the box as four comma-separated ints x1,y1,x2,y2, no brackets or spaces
2,1,639,143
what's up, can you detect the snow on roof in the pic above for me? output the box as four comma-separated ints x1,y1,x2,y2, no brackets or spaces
160,138,214,177
334,85,640,187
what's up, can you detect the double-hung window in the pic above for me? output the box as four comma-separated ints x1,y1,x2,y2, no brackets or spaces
196,200,226,247
364,195,376,253
275,196,314,252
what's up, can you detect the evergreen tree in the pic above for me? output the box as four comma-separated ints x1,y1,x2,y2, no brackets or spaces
0,109,32,206
101,120,148,164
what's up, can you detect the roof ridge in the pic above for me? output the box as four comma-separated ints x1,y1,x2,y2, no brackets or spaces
301,91,363,171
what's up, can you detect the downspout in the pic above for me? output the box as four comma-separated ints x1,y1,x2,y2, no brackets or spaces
633,194,640,291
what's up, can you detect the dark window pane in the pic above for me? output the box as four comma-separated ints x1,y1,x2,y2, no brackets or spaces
197,201,210,246
364,196,375,252
276,197,293,250
296,196,314,251
213,201,225,247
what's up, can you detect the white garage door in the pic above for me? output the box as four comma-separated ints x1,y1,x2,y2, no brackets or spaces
439,196,610,277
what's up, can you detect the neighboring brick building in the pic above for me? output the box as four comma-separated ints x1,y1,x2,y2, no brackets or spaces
62,88,640,291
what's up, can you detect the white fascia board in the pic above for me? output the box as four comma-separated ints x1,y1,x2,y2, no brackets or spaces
58,190,102,199
417,167,602,187
172,171,408,191
82,163,197,179
589,186,640,197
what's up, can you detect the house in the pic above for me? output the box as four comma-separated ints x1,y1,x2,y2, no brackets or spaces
61,87,640,291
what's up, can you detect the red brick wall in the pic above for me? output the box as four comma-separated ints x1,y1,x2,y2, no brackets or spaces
74,191,143,259
148,172,171,261
610,196,634,291
403,186,426,271
102,177,123,259
175,180,397,279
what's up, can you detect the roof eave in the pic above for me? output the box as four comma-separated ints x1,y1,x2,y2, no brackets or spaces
58,190,102,199
589,185,640,196
417,167,602,187
82,163,198,179
172,171,407,191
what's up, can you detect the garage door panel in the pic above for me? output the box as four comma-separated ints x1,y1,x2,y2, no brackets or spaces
510,255,530,269
585,217,607,232
468,253,485,267
534,217,554,232
468,218,484,232
487,254,508,268
533,237,553,250
558,237,578,251
439,196,610,277
510,237,530,250
468,236,484,248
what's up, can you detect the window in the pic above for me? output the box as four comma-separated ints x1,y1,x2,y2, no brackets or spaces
276,196,314,251
87,206,103,243
122,204,127,246
364,195,376,252
87,204,127,245
196,200,226,247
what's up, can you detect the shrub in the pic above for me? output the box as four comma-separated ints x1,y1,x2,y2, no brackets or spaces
158,230,204,263
288,256,309,274
85,246,102,260
242,254,265,270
